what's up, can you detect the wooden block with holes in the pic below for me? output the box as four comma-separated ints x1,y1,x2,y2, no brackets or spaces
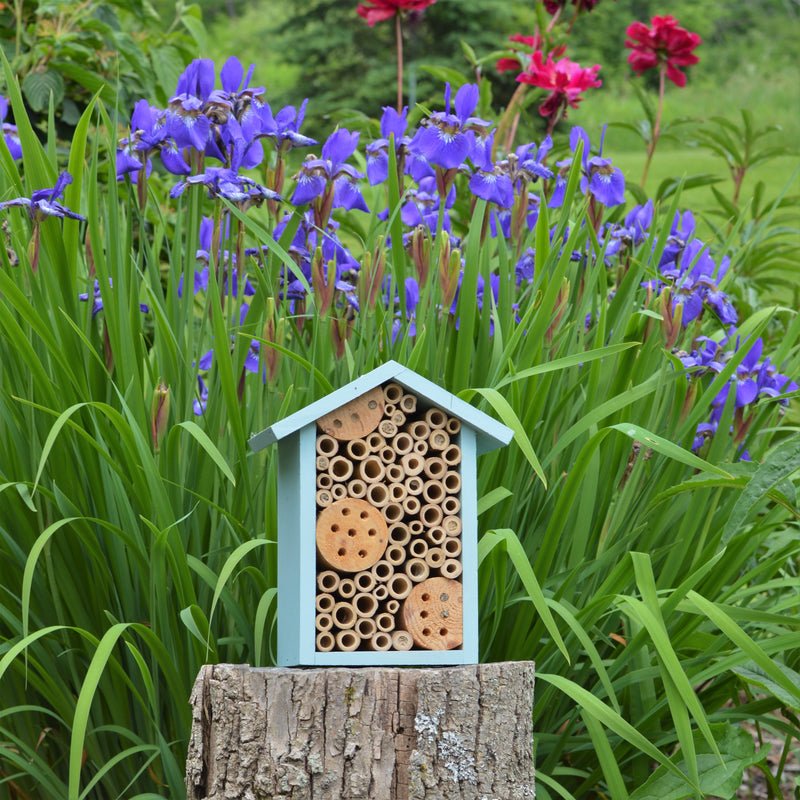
249,360,513,666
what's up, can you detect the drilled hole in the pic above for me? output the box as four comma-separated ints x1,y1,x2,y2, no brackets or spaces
358,550,367,558
368,400,377,409
421,593,430,602
333,418,342,428
337,548,346,556
420,610,428,619
439,628,447,636
368,528,377,536
348,529,356,537
342,508,351,517
331,524,339,532
422,628,431,636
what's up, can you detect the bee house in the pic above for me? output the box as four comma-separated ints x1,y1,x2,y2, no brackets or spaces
249,361,513,666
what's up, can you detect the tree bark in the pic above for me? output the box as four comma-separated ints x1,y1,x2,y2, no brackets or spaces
186,661,535,800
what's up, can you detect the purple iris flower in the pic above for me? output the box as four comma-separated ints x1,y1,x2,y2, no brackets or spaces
257,99,317,152
469,166,514,208
0,171,85,222
79,278,150,317
604,200,653,256
410,83,492,170
193,375,209,416
0,95,22,160
366,105,412,185
658,209,696,270
549,126,625,208
400,176,455,233
291,128,368,213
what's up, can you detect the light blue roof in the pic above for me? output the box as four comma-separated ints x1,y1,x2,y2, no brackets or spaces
249,360,513,455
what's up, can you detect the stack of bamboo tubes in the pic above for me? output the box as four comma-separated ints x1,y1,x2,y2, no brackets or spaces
314,382,464,652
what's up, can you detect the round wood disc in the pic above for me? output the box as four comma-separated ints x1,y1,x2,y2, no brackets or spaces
401,577,463,651
316,387,385,440
316,498,388,572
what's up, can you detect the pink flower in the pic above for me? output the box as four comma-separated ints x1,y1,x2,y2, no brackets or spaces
625,15,701,87
518,51,601,122
496,34,566,75
356,0,437,27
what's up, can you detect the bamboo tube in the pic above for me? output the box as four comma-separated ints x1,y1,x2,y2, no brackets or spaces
373,584,388,600
442,444,462,466
318,387,384,440
316,434,338,457
316,631,335,652
354,592,379,618
356,617,377,640
442,496,461,516
331,483,347,500
316,498,389,573
385,598,400,615
443,470,461,495
358,455,385,483
388,482,407,502
378,419,397,439
385,544,405,566
347,478,367,499
346,438,369,461
428,429,450,451
375,612,395,632
383,403,396,417
335,630,361,652
379,445,396,464
424,408,447,429
392,630,414,651
425,547,446,569
407,420,429,441
366,432,385,452
409,520,424,536
369,632,392,651
413,440,429,457
317,473,333,490
399,393,417,414
422,457,446,481
316,593,335,613
421,503,444,527
316,455,329,471
442,515,462,536
316,612,334,632
388,522,411,547
402,495,421,517
387,573,412,599
405,475,424,495
445,417,461,435
426,526,446,546
441,558,463,579
405,557,430,583
371,560,394,582
354,571,376,593
391,410,406,428
315,489,333,507
402,576,463,651
386,464,404,483
338,578,356,599
443,537,462,558
383,382,403,404
317,570,340,593
366,482,390,508
393,432,414,456
408,538,428,559
422,480,446,505
332,602,357,630
328,455,354,482
382,502,404,525
401,453,424,477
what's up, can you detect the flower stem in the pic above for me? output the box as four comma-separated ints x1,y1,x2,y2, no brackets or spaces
640,65,666,188
396,13,404,113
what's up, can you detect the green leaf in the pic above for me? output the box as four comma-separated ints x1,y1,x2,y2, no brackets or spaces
609,422,733,479
21,69,65,112
629,724,762,800
732,662,800,712
722,434,800,543
477,486,512,516
174,421,237,486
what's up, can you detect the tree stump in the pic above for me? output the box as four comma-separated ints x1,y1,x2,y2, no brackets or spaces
185,661,535,800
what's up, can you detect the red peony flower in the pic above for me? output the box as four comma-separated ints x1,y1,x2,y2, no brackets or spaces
356,0,437,27
518,51,601,121
625,15,701,87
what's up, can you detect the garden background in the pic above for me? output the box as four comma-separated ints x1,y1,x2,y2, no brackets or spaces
1,0,799,799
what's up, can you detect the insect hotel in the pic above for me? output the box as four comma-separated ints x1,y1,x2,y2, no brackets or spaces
249,360,513,666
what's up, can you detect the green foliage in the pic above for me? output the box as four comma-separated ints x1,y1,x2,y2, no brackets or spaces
0,0,205,136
